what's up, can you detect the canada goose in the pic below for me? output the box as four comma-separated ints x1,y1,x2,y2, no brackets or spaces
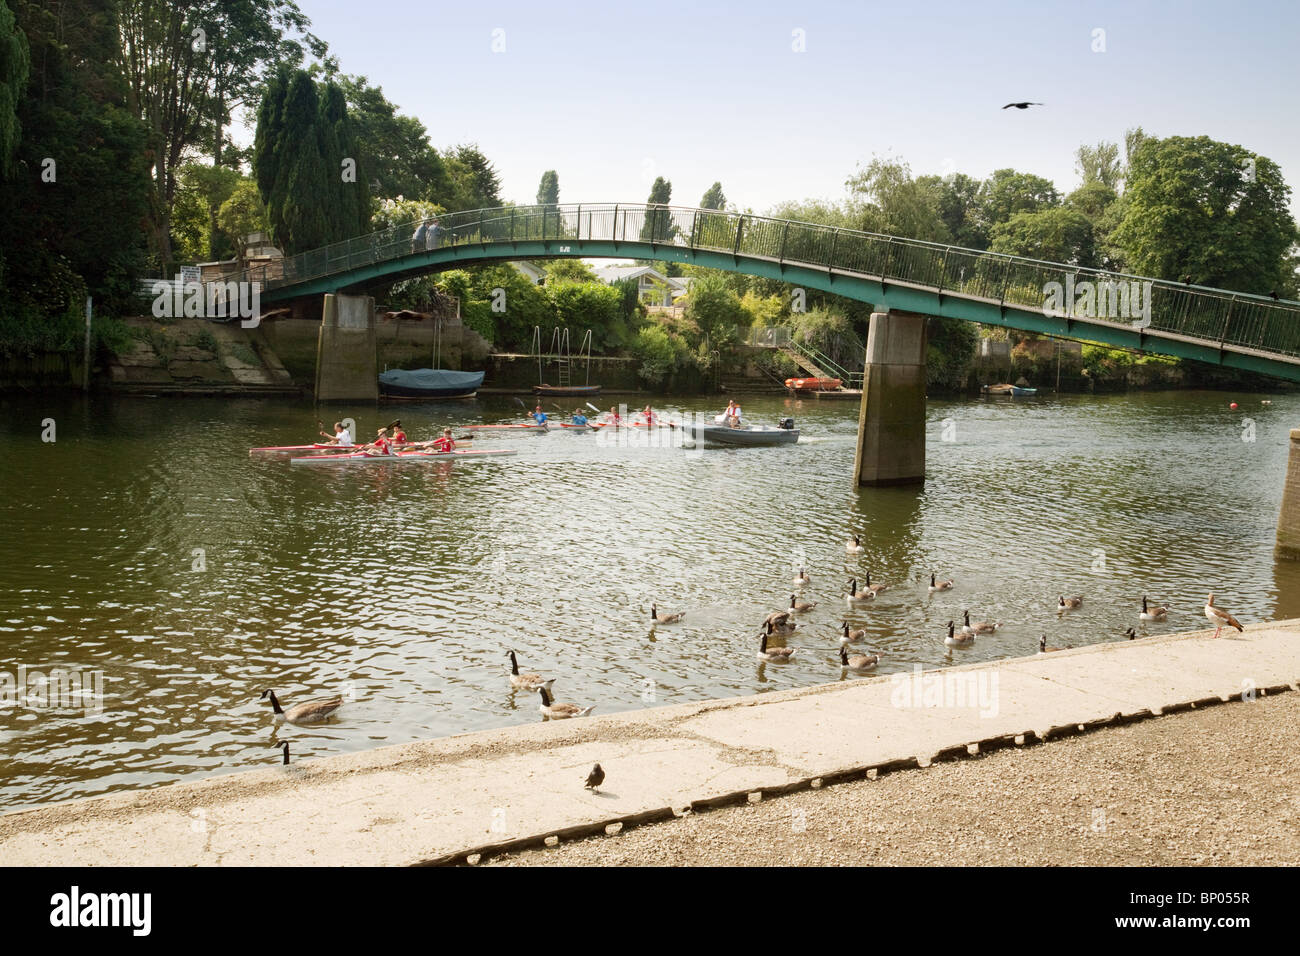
757,629,797,662
1204,593,1243,638
278,741,290,765
845,578,875,604
928,572,954,593
1039,634,1066,653
1058,595,1083,611
1139,596,1168,621
839,645,880,672
650,603,685,624
585,763,605,793
507,650,547,690
766,617,798,638
260,689,343,725
1124,627,1137,640
864,571,889,595
789,594,817,613
793,568,811,587
538,681,595,719
846,535,864,554
961,609,999,634
944,620,973,647
840,621,868,644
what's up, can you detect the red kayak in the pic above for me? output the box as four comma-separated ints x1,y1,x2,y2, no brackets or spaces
290,448,516,465
249,442,408,456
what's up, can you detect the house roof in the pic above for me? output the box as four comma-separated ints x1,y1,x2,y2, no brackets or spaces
592,264,689,289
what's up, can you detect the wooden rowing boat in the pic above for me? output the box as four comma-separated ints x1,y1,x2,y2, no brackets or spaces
289,448,516,465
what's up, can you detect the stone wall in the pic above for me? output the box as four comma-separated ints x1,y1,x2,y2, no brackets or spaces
102,318,296,392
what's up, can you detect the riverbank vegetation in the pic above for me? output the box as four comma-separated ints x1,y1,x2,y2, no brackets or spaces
0,1,1296,393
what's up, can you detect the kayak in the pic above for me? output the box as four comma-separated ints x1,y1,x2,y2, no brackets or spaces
249,442,410,456
590,420,679,430
547,422,593,431
289,448,516,465
461,423,548,433
533,384,602,397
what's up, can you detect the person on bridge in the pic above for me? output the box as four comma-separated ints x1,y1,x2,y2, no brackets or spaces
411,220,428,253
426,219,442,250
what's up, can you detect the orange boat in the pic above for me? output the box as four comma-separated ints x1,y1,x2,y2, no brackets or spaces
785,377,842,391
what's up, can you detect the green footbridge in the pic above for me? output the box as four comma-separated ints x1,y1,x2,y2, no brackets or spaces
238,201,1300,382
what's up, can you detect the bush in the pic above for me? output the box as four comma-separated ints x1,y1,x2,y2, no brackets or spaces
632,325,692,386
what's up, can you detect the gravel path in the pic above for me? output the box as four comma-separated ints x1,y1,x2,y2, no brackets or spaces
487,691,1300,866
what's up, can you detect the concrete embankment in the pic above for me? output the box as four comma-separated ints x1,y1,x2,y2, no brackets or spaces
2,621,1297,866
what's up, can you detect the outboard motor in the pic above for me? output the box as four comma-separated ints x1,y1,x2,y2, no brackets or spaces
778,417,795,430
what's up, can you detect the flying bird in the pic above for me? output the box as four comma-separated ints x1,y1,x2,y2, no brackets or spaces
1002,102,1043,110
585,763,605,793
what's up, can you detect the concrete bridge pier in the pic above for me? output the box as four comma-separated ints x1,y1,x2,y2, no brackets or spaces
315,293,378,402
854,310,927,486
1275,429,1300,559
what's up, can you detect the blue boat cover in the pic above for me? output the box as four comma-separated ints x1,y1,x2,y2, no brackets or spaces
379,368,485,392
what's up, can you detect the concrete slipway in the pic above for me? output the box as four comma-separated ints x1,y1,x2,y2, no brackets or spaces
2,621,1297,866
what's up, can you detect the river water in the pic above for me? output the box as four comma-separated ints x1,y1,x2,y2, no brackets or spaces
1,388,1297,808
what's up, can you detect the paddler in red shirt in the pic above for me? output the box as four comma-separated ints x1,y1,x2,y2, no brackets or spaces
605,406,622,426
365,427,395,455
640,404,656,426
390,421,407,445
432,427,455,454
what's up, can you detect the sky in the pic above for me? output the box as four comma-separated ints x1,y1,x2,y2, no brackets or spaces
269,0,1300,217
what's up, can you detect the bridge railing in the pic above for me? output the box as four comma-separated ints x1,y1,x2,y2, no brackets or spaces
235,203,1300,362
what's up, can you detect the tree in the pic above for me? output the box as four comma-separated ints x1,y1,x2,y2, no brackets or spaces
641,175,675,242
846,158,948,242
990,208,1098,267
216,179,270,257
0,0,151,344
545,259,595,282
977,168,1061,231
0,0,27,177
923,172,987,249
444,144,501,211
1075,140,1122,190
536,169,559,208
328,71,447,203
254,69,368,253
1111,135,1298,293
700,181,726,210
116,0,321,266
685,273,745,351
171,162,240,261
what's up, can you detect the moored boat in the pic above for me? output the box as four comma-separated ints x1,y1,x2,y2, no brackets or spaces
379,368,484,399
785,377,842,391
532,384,602,398
981,383,1038,396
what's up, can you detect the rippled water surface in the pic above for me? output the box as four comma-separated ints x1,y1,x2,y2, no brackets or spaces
2,388,1298,807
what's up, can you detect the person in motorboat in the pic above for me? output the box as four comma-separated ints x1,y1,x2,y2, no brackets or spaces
319,421,354,446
